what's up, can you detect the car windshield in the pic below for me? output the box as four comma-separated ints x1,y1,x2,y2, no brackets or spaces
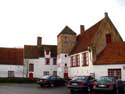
72,76,87,81
98,76,114,83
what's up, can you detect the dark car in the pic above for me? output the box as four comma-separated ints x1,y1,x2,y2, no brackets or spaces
37,75,65,87
67,76,95,94
92,76,124,94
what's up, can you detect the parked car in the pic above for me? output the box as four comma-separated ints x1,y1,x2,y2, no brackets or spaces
67,76,95,94
92,76,124,94
37,75,65,87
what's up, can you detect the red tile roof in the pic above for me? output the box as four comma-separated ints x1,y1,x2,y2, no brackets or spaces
94,42,125,65
70,19,103,55
0,48,24,65
24,45,40,59
24,45,57,59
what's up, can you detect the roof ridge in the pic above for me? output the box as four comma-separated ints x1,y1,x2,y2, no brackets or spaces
57,25,76,36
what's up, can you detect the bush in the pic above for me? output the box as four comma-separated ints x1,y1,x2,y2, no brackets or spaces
0,77,37,83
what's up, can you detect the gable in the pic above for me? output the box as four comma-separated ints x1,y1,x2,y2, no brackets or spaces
70,13,124,66
70,19,102,55
91,15,123,57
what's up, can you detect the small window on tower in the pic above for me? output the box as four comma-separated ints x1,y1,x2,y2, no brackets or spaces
65,54,67,57
106,34,112,44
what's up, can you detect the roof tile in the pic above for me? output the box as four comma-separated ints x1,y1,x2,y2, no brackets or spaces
70,19,103,55
0,48,23,65
94,42,125,65
24,45,57,59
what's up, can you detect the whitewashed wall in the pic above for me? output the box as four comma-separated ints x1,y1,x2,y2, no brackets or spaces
0,64,24,77
57,53,69,78
68,51,94,78
93,64,125,80
25,57,57,78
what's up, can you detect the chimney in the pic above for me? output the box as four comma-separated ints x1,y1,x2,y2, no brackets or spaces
104,12,108,17
80,25,85,34
37,36,42,46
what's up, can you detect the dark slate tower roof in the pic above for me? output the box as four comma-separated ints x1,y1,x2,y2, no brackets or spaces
57,26,76,36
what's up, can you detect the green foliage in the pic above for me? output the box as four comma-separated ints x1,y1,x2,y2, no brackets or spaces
0,77,37,83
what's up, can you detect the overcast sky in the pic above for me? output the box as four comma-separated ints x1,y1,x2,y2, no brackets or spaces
0,0,125,47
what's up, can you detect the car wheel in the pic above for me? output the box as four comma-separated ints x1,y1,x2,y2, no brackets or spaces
112,89,117,94
40,84,43,87
91,91,96,94
50,83,54,87
70,89,75,94
117,87,124,94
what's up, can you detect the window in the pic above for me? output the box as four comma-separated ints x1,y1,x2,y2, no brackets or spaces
45,58,50,65
71,55,80,67
43,71,49,76
50,76,57,80
65,54,67,57
76,55,80,67
53,58,57,65
8,71,15,77
72,56,76,67
46,50,49,55
70,56,73,67
82,52,88,66
108,69,121,79
106,34,112,44
29,64,34,72
53,71,57,76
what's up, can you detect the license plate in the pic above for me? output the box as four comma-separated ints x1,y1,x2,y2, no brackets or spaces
98,84,106,87
40,80,43,82
72,83,78,86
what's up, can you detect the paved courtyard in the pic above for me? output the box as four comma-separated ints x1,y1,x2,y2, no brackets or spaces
0,83,69,94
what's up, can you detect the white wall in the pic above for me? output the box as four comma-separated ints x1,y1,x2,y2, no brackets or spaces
57,53,69,78
93,64,125,80
25,57,57,78
68,51,94,78
0,64,24,77
68,50,125,80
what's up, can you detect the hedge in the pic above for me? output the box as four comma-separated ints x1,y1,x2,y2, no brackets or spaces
0,77,37,83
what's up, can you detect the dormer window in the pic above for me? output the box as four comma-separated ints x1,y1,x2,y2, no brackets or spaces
46,50,49,55
106,34,112,44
